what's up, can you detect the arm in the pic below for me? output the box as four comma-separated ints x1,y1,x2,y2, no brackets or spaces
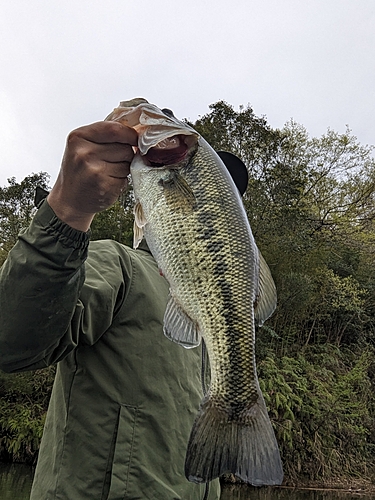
0,200,89,372
0,121,137,373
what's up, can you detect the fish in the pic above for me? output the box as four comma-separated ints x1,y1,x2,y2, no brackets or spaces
105,98,283,486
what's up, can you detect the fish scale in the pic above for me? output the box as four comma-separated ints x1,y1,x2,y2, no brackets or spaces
105,100,283,486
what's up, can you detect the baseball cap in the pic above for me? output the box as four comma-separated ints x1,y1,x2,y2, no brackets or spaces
217,151,248,196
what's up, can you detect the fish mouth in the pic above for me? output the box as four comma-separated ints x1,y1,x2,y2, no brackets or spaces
145,134,195,168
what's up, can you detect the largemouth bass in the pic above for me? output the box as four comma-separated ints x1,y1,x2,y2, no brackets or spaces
106,98,283,486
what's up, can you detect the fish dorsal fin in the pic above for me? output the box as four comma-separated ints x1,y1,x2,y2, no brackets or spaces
254,252,277,326
133,200,147,249
163,296,201,348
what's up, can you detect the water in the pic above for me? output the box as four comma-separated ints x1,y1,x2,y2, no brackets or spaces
0,464,34,500
220,484,372,500
0,464,372,500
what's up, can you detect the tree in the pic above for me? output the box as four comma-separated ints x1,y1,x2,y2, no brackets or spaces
0,173,50,264
192,100,282,176
192,104,375,349
224,116,375,481
90,188,135,247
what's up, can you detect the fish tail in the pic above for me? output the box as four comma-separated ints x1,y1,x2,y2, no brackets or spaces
185,391,283,486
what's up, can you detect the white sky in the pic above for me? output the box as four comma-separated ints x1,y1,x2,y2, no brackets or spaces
1,0,374,187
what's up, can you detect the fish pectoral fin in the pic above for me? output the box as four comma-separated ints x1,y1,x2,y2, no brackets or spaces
133,201,147,249
159,170,196,207
254,251,277,326
163,296,201,348
133,200,147,227
133,222,144,249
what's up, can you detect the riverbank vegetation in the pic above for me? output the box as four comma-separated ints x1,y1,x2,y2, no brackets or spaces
1,102,375,485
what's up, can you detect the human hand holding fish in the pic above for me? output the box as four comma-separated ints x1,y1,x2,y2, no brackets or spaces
47,120,137,231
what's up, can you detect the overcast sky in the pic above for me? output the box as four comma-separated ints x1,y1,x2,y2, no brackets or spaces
1,0,374,188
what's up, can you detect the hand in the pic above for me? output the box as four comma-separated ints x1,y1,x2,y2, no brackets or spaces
47,121,138,231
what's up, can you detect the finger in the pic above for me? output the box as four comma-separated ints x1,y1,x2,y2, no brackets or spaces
95,142,135,164
65,139,135,171
68,121,138,147
105,161,131,179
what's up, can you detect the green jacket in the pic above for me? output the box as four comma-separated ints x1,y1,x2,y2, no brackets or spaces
0,200,220,500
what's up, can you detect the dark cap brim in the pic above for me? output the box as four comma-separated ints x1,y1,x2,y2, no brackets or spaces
217,151,248,196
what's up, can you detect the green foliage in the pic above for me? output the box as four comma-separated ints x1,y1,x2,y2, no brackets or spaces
90,189,134,246
0,368,55,463
0,173,50,264
0,402,45,463
259,346,375,481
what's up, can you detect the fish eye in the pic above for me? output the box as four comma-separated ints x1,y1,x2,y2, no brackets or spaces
161,108,175,118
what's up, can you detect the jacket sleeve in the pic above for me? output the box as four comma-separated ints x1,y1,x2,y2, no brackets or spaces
0,200,91,373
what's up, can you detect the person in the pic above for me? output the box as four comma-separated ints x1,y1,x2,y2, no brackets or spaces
0,119,247,500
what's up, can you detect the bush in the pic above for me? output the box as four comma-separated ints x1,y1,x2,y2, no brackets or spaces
0,368,55,463
258,344,375,482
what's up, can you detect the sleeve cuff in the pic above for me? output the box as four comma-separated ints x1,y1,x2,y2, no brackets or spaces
33,199,91,253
